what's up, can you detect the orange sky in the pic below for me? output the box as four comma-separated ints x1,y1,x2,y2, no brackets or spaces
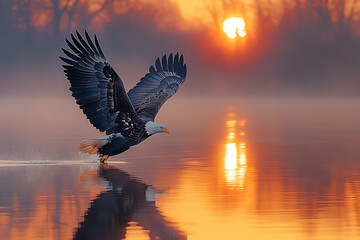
172,0,250,20
172,0,283,25
172,0,209,21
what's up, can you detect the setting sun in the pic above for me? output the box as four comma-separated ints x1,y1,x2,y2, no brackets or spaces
223,17,246,39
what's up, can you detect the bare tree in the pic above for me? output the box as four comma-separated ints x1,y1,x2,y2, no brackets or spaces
45,0,81,36
332,0,360,35
31,0,112,36
75,0,112,28
12,0,33,31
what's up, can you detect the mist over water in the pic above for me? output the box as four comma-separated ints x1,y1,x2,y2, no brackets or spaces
1,96,359,160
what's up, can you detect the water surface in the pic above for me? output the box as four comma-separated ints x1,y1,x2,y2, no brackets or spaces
0,98,359,239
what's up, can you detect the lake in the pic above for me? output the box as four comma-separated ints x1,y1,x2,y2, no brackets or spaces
0,97,359,240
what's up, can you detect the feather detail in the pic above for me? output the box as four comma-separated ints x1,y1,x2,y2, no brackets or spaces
127,53,187,121
79,138,109,155
60,30,138,133
100,155,109,162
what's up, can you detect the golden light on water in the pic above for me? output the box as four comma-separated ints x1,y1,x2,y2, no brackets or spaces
125,222,150,240
225,143,237,170
225,113,247,189
223,17,247,39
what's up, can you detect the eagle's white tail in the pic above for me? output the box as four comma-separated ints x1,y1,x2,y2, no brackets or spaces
79,138,108,155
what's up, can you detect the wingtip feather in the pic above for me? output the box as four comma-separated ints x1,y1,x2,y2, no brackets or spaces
162,55,168,71
94,34,106,59
155,57,162,71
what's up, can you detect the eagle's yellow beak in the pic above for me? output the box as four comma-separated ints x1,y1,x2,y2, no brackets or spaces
161,128,170,134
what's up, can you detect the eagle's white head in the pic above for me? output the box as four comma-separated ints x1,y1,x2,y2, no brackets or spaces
145,121,170,136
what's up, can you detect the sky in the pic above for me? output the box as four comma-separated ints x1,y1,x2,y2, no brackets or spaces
173,0,204,20
1,0,360,97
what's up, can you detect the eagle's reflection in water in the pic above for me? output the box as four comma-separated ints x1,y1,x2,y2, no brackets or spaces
74,164,186,240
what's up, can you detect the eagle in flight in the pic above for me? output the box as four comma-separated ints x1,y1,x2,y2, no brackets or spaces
60,30,187,162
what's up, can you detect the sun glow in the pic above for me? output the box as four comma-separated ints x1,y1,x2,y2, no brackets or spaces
224,111,247,189
223,17,246,39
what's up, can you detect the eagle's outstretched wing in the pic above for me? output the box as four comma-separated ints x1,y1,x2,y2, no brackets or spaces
127,53,187,121
60,30,139,133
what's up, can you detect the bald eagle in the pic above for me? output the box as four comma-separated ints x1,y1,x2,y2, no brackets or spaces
60,30,187,162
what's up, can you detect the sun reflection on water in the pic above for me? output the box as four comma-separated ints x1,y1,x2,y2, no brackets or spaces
225,111,247,189
124,222,150,240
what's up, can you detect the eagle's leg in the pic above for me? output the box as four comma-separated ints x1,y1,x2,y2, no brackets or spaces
100,155,109,163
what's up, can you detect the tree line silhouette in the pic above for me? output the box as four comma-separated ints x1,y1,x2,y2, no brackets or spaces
2,0,359,39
